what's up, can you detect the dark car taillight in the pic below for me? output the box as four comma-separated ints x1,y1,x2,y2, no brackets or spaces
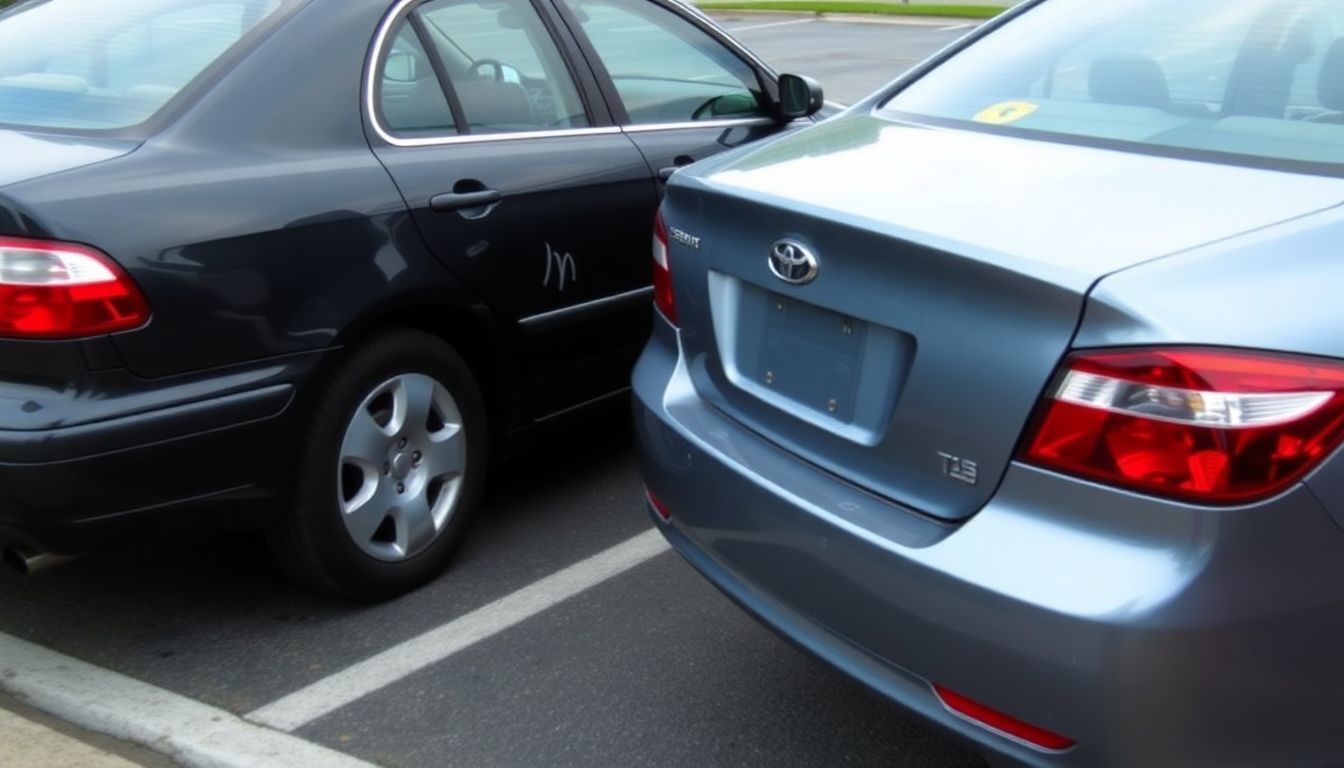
652,211,677,326
1020,347,1344,504
0,236,149,339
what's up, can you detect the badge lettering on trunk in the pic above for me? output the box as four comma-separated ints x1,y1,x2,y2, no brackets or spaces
938,452,978,486
669,228,701,250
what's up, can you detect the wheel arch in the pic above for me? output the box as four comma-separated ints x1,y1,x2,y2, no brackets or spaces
318,299,527,448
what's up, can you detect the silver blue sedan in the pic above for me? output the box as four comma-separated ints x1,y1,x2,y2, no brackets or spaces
634,0,1344,764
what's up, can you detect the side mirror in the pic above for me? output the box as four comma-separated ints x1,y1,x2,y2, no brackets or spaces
777,73,824,120
384,51,418,82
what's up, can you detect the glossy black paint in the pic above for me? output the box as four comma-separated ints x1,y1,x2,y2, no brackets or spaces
0,0,813,552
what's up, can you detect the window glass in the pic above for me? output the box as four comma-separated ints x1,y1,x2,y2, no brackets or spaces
0,0,285,131
881,0,1344,168
559,0,766,124
378,22,457,136
417,0,589,133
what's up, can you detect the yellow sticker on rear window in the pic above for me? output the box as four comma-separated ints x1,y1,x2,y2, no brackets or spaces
973,101,1039,125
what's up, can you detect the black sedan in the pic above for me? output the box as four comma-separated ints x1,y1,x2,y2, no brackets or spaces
0,0,822,598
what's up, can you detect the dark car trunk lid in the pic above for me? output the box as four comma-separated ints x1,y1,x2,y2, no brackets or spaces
0,129,138,194
664,115,1344,521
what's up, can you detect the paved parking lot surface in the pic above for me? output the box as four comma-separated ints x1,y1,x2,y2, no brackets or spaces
717,13,975,103
0,18,985,768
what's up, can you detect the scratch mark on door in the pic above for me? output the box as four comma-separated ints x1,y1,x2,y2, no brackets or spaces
544,243,577,291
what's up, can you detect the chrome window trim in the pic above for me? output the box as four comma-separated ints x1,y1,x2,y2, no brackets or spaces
623,117,775,133
381,126,623,147
367,0,428,146
365,0,781,148
366,0,616,147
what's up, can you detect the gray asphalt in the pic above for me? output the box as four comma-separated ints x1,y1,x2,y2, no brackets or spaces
0,19,986,768
717,14,974,104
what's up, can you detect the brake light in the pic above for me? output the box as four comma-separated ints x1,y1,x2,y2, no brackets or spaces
1021,348,1344,504
652,211,677,326
0,237,149,339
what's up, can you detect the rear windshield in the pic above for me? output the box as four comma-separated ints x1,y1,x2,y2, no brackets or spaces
0,0,286,131
880,0,1344,169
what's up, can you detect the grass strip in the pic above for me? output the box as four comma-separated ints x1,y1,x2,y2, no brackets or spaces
697,2,1004,18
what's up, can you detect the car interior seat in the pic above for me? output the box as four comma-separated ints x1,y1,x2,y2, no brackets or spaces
1310,38,1344,123
381,76,456,133
453,79,535,131
1088,54,1172,110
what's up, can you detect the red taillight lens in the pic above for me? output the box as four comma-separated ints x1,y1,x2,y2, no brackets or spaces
933,684,1075,751
652,211,677,326
0,236,149,339
1021,348,1344,504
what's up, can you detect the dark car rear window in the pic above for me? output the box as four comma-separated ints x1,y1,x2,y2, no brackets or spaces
880,0,1344,169
0,0,288,131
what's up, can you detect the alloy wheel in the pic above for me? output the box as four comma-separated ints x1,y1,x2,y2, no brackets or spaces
336,373,466,562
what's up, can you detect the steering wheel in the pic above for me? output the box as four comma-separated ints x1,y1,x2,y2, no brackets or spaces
468,58,508,82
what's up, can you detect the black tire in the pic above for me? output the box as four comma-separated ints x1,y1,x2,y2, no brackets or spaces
270,329,487,600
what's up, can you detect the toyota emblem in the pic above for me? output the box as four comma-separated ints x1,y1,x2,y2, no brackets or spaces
768,239,819,285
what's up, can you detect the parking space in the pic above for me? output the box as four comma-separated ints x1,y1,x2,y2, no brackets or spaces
0,17,985,768
0,409,985,767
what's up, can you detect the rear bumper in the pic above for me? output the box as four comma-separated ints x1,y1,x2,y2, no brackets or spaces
633,320,1344,767
0,351,327,552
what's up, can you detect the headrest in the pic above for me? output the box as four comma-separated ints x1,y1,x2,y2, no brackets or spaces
1089,54,1171,109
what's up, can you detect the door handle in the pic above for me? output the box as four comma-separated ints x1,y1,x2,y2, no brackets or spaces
658,155,696,182
429,189,503,213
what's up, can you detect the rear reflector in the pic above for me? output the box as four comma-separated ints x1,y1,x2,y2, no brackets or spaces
0,236,149,339
645,489,672,523
652,211,677,326
933,684,1075,751
1021,348,1344,504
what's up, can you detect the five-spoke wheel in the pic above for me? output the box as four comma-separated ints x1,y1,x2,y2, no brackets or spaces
270,330,486,600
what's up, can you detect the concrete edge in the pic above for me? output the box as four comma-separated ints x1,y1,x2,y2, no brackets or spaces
0,632,378,768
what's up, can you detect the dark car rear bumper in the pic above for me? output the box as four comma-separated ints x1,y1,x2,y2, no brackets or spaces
0,351,328,553
633,320,1344,767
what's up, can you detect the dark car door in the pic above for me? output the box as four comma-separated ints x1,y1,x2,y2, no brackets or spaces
553,0,798,178
369,0,658,417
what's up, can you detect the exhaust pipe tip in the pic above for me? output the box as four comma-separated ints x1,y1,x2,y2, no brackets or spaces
2,546,79,576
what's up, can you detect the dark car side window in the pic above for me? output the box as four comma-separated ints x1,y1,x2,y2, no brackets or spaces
417,0,590,133
0,0,287,131
378,23,457,136
558,0,767,124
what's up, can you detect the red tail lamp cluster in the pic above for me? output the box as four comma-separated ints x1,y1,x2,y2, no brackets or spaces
651,212,677,326
0,236,148,339
1021,347,1344,504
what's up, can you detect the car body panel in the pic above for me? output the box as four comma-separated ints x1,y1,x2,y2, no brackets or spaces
0,131,139,190
1074,204,1344,532
635,317,1344,767
374,134,660,416
691,115,1344,286
633,0,1344,760
658,116,1344,521
0,0,815,552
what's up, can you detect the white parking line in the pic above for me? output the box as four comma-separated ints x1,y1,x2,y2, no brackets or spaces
247,528,671,732
724,18,816,32
0,633,375,768
941,23,977,31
